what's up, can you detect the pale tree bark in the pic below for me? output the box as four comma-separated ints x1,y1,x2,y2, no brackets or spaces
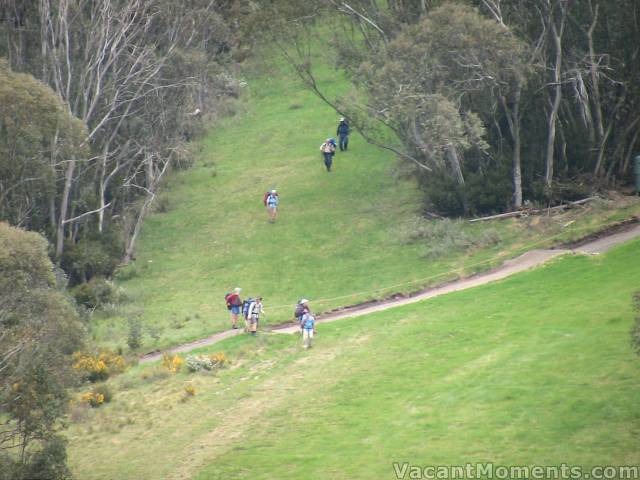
38,0,189,258
544,0,568,195
123,153,171,263
499,85,523,208
446,144,469,214
585,0,605,173
55,158,75,259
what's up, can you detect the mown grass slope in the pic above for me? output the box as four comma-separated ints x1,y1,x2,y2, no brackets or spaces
67,239,640,479
92,52,640,352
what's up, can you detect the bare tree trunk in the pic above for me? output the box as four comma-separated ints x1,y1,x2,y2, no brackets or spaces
123,154,171,263
446,144,468,214
55,158,75,259
586,0,605,173
499,84,523,208
544,0,568,195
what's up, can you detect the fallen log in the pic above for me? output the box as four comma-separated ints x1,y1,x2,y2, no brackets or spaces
469,196,599,223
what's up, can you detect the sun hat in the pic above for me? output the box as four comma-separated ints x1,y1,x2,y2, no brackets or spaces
340,117,345,121
234,287,242,293
300,298,309,304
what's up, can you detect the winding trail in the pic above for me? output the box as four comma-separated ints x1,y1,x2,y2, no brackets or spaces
140,222,640,363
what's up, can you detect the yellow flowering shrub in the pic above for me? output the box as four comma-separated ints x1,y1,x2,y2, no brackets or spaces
209,352,227,367
186,352,228,372
184,385,196,397
162,353,184,374
73,350,128,382
80,384,112,408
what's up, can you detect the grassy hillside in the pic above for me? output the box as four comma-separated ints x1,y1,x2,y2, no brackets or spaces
90,52,640,352
67,239,640,479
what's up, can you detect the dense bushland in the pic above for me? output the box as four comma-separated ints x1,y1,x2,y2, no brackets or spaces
0,0,243,278
275,0,640,215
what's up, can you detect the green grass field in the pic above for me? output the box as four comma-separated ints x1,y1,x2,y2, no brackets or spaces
67,239,640,479
90,53,640,353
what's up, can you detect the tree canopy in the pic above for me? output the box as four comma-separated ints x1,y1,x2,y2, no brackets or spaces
0,222,86,480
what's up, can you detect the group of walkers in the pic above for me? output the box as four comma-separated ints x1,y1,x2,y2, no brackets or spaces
225,289,317,348
234,118,350,346
260,118,351,223
319,117,350,172
225,288,264,335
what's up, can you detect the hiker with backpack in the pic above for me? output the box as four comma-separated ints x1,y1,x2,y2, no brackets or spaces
246,297,264,335
336,117,350,151
225,287,243,329
301,310,317,349
320,138,336,172
295,299,310,333
263,189,279,223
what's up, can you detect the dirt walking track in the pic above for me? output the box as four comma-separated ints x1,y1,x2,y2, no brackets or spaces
140,221,640,363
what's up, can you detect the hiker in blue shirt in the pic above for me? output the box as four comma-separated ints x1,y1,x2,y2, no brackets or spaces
301,311,316,349
295,298,310,334
336,117,350,151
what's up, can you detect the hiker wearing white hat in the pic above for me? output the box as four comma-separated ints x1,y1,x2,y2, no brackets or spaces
336,117,350,151
225,287,243,329
263,189,279,223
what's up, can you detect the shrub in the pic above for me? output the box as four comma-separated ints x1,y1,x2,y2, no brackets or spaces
114,262,139,281
60,228,123,285
146,324,164,344
80,385,112,408
73,350,128,382
127,318,144,351
71,276,122,309
186,352,227,372
162,353,184,374
210,352,227,367
417,160,512,217
92,384,113,403
184,385,196,397
22,435,71,480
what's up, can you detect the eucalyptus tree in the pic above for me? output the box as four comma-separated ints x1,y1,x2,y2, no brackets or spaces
0,222,86,479
0,0,239,265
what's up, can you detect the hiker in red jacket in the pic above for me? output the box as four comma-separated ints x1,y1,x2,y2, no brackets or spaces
225,287,243,329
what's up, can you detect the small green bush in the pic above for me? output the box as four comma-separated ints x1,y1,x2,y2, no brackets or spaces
127,318,144,351
114,262,139,281
21,435,70,480
71,276,122,309
60,228,123,285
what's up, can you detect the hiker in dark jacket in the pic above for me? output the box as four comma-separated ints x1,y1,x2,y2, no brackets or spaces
336,117,350,151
